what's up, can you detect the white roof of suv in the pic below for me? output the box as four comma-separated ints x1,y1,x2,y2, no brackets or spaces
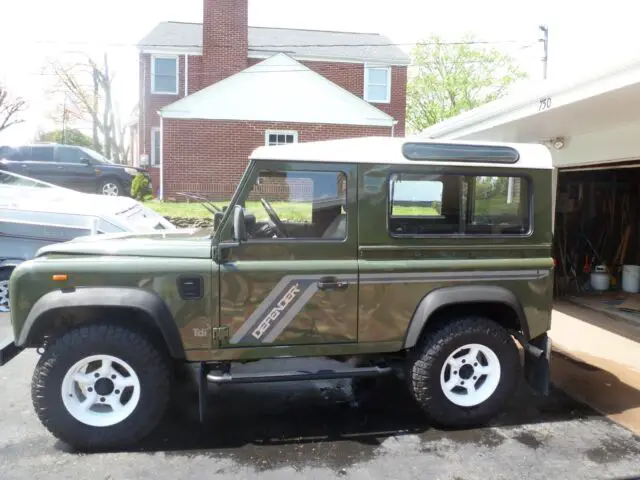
250,136,554,170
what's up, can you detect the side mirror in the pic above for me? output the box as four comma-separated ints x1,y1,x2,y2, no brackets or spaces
80,157,91,166
232,205,247,243
213,211,225,230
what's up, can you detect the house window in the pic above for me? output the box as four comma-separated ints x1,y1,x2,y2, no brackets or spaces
151,55,179,95
364,65,391,103
388,172,531,236
151,128,161,166
265,130,298,146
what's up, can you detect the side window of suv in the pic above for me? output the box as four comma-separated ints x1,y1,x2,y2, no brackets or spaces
30,146,54,162
388,172,530,236
0,146,31,161
55,146,85,164
243,169,348,241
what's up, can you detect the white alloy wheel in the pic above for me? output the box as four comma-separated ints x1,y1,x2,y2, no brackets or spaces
0,279,8,309
101,182,120,196
61,354,141,427
439,343,501,407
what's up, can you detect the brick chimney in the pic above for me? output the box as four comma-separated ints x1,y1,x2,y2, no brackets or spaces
202,0,248,87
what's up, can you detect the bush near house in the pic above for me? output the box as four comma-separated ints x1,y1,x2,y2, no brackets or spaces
131,173,153,201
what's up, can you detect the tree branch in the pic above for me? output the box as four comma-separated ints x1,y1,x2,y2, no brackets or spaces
0,86,27,133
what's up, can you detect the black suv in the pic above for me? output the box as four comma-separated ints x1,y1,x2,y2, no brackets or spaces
0,143,151,196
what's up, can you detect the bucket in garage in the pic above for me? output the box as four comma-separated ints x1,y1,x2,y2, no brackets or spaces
590,265,610,291
622,265,640,293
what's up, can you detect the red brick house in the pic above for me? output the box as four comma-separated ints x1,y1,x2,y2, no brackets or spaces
136,0,409,199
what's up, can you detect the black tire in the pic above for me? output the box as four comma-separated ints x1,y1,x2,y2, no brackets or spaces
406,316,520,429
31,323,171,450
0,267,12,310
99,178,123,196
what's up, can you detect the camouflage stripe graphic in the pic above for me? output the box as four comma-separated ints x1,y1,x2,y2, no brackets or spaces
229,269,547,345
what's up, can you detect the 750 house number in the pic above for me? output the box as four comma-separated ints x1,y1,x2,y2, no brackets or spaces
538,97,551,111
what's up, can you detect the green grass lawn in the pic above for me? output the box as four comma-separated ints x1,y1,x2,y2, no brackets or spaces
144,200,312,222
145,200,442,222
391,205,439,216
146,199,519,224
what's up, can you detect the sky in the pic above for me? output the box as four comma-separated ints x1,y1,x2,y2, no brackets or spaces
1,0,639,145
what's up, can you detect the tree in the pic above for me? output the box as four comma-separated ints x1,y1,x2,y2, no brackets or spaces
47,53,129,163
0,84,26,134
37,128,98,150
407,34,528,133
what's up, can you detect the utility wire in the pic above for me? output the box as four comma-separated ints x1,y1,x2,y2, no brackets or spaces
21,39,535,49
23,42,538,77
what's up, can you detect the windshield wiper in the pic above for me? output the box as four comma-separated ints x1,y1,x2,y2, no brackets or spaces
175,192,222,214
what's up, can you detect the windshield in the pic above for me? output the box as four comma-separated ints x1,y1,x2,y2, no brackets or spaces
79,147,114,165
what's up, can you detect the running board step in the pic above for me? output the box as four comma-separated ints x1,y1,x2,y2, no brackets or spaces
207,366,393,385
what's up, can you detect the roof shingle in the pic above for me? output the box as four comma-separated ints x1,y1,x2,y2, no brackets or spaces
138,22,410,65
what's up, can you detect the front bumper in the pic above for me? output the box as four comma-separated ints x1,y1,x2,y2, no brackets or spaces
0,339,22,366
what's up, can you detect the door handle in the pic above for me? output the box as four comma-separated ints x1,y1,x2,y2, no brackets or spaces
317,276,349,290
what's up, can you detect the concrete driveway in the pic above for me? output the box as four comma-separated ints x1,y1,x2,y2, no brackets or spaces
1,312,639,479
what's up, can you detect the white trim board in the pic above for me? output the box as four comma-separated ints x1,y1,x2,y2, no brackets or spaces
150,127,161,167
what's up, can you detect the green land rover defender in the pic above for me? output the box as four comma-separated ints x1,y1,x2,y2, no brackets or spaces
0,137,555,450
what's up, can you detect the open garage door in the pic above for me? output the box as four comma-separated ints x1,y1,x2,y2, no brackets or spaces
554,163,640,327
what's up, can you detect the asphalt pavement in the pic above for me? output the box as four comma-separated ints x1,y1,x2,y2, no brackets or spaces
1,312,640,480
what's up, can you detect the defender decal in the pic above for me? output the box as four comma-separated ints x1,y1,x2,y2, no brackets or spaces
228,275,344,345
228,269,548,345
252,283,301,340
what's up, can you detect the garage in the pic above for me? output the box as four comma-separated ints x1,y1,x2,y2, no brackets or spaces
419,58,640,325
553,162,640,318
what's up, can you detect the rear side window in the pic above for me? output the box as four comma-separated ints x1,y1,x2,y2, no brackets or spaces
0,146,30,161
388,172,530,236
30,146,54,162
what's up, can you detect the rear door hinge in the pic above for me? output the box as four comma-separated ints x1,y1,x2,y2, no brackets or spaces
212,326,230,343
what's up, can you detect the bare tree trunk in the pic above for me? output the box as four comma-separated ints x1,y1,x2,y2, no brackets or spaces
92,69,100,152
102,55,112,159
49,53,131,161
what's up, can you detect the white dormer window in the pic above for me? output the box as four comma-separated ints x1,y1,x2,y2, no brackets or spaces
151,55,179,95
364,65,391,104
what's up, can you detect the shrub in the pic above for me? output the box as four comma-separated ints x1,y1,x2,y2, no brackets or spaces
131,173,153,201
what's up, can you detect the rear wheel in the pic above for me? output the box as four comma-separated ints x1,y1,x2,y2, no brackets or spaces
407,316,520,428
31,323,171,450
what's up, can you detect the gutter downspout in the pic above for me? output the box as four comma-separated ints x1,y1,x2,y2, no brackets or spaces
141,55,147,165
159,113,164,200
184,55,189,97
391,120,398,137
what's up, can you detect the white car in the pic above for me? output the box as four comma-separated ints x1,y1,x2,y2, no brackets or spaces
0,170,176,310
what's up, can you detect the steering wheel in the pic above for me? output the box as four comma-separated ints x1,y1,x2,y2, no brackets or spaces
260,198,288,237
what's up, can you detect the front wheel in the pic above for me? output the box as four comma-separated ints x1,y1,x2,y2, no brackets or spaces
31,323,171,450
406,316,520,428
0,268,12,311
99,179,123,196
